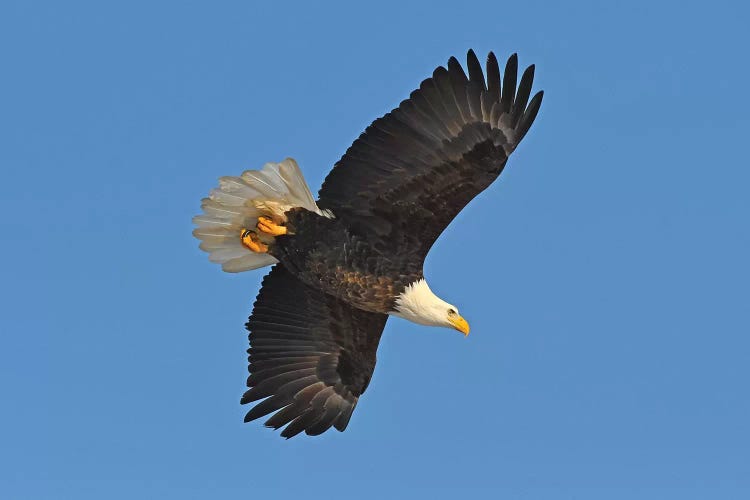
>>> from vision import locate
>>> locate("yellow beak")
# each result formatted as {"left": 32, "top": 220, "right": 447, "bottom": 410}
{"left": 449, "top": 315, "right": 470, "bottom": 336}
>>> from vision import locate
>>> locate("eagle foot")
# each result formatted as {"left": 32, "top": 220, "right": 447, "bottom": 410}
{"left": 256, "top": 216, "right": 287, "bottom": 236}
{"left": 240, "top": 229, "right": 268, "bottom": 253}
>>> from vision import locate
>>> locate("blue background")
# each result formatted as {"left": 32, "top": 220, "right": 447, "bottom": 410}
{"left": 2, "top": 1, "right": 748, "bottom": 498}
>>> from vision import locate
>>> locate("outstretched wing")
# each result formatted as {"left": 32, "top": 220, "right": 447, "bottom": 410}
{"left": 317, "top": 50, "right": 543, "bottom": 264}
{"left": 241, "top": 265, "right": 387, "bottom": 438}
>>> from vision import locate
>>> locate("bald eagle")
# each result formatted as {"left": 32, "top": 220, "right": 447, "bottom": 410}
{"left": 193, "top": 50, "right": 543, "bottom": 438}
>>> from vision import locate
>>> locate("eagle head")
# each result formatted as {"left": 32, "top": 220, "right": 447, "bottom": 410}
{"left": 391, "top": 279, "right": 470, "bottom": 335}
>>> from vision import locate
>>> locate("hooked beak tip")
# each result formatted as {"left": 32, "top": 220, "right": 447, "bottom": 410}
{"left": 450, "top": 316, "right": 470, "bottom": 336}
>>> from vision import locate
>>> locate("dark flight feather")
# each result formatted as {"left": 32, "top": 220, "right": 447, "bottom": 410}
{"left": 242, "top": 265, "right": 387, "bottom": 437}
{"left": 317, "top": 51, "right": 544, "bottom": 263}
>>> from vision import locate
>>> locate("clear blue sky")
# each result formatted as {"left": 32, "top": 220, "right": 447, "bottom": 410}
{"left": 2, "top": 1, "right": 748, "bottom": 498}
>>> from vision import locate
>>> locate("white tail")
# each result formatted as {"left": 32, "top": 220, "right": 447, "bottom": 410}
{"left": 192, "top": 158, "right": 326, "bottom": 273}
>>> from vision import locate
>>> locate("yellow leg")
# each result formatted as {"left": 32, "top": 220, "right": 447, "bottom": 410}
{"left": 240, "top": 229, "right": 268, "bottom": 253}
{"left": 256, "top": 216, "right": 287, "bottom": 236}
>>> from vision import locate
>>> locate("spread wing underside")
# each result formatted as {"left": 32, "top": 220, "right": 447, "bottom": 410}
{"left": 242, "top": 265, "right": 388, "bottom": 438}
{"left": 318, "top": 51, "right": 543, "bottom": 264}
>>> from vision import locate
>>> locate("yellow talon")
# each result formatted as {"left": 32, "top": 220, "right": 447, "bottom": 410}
{"left": 256, "top": 216, "right": 287, "bottom": 236}
{"left": 240, "top": 229, "right": 268, "bottom": 253}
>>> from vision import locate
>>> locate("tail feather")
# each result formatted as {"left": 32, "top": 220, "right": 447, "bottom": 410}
{"left": 268, "top": 160, "right": 319, "bottom": 210}
{"left": 192, "top": 158, "right": 322, "bottom": 273}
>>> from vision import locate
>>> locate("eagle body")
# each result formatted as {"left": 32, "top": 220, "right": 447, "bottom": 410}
{"left": 269, "top": 208, "right": 423, "bottom": 314}
{"left": 193, "top": 50, "right": 544, "bottom": 438}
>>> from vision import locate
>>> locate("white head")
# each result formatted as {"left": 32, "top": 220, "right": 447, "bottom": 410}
{"left": 391, "top": 279, "right": 470, "bottom": 335}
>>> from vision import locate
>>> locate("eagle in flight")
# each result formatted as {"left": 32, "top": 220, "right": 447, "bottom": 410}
{"left": 193, "top": 50, "right": 543, "bottom": 438}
